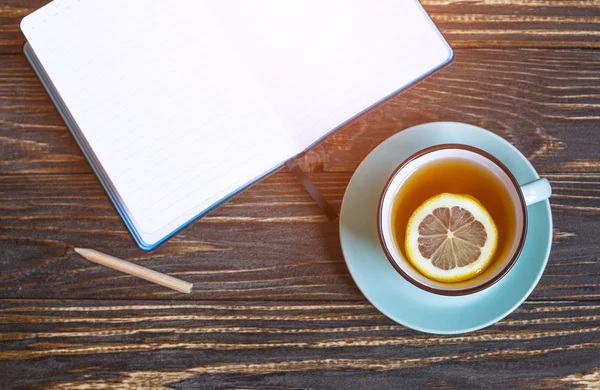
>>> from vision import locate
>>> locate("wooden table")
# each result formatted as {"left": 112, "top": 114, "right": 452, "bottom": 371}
{"left": 2, "top": 1, "right": 600, "bottom": 388}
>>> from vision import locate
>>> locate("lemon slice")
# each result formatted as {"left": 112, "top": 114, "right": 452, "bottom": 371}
{"left": 405, "top": 193, "right": 498, "bottom": 283}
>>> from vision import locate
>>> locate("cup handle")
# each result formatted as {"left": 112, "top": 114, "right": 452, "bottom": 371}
{"left": 520, "top": 178, "right": 552, "bottom": 206}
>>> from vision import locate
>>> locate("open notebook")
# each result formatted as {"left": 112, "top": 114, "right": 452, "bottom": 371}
{"left": 22, "top": 0, "right": 452, "bottom": 250}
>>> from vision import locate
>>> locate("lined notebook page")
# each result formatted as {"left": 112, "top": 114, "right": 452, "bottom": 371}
{"left": 213, "top": 0, "right": 452, "bottom": 151}
{"left": 21, "top": 1, "right": 297, "bottom": 245}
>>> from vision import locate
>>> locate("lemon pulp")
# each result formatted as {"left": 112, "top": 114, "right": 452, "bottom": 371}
{"left": 405, "top": 193, "right": 498, "bottom": 283}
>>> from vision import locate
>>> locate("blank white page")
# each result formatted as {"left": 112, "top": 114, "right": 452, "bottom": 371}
{"left": 213, "top": 0, "right": 453, "bottom": 151}
{"left": 21, "top": 1, "right": 297, "bottom": 247}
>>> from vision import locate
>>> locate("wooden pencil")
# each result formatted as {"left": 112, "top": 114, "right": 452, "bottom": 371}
{"left": 74, "top": 248, "right": 193, "bottom": 294}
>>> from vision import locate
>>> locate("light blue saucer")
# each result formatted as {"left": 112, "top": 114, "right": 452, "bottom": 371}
{"left": 339, "top": 122, "right": 552, "bottom": 334}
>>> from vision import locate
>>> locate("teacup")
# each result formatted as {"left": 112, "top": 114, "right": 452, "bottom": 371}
{"left": 377, "top": 144, "right": 551, "bottom": 295}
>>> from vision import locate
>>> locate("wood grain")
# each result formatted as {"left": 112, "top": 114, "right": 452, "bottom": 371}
{"left": 2, "top": 1, "right": 600, "bottom": 53}
{"left": 424, "top": 0, "right": 600, "bottom": 49}
{"left": 0, "top": 48, "right": 598, "bottom": 302}
{"left": 1, "top": 299, "right": 600, "bottom": 388}
{"left": 0, "top": 0, "right": 48, "bottom": 54}
{"left": 0, "top": 54, "right": 87, "bottom": 174}
{"left": 2, "top": 49, "right": 600, "bottom": 175}
{"left": 2, "top": 2, "right": 600, "bottom": 388}
{"left": 0, "top": 170, "right": 598, "bottom": 301}
{"left": 295, "top": 48, "right": 600, "bottom": 174}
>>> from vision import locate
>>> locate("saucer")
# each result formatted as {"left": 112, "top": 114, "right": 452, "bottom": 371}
{"left": 339, "top": 122, "right": 552, "bottom": 334}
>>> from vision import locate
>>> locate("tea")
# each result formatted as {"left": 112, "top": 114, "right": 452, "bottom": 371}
{"left": 391, "top": 158, "right": 517, "bottom": 275}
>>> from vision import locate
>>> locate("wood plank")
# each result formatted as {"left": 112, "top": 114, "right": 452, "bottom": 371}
{"left": 296, "top": 48, "right": 600, "bottom": 174}
{"left": 0, "top": 171, "right": 597, "bottom": 301}
{"left": 3, "top": 3, "right": 600, "bottom": 385}
{"left": 424, "top": 0, "right": 600, "bottom": 49}
{"left": 1, "top": 49, "right": 599, "bottom": 174}
{"left": 0, "top": 48, "right": 598, "bottom": 301}
{"left": 0, "top": 0, "right": 48, "bottom": 54}
{"left": 0, "top": 54, "right": 89, "bottom": 174}
{"left": 0, "top": 171, "right": 353, "bottom": 301}
{"left": 1, "top": 299, "right": 600, "bottom": 388}
{"left": 2, "top": 1, "right": 600, "bottom": 53}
